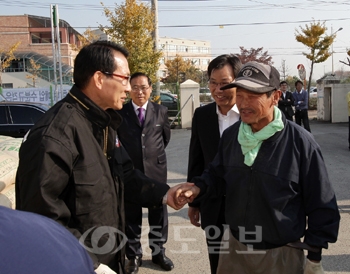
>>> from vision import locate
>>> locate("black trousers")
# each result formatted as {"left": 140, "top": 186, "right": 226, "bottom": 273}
{"left": 204, "top": 200, "right": 226, "bottom": 274}
{"left": 125, "top": 202, "right": 168, "bottom": 259}
{"left": 295, "top": 109, "right": 311, "bottom": 132}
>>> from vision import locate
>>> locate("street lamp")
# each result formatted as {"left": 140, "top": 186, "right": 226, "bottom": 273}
{"left": 331, "top": 27, "right": 343, "bottom": 75}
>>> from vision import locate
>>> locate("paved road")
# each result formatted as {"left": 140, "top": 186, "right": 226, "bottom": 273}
{"left": 138, "top": 119, "right": 350, "bottom": 274}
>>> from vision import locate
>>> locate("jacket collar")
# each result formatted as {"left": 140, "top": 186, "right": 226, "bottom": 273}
{"left": 66, "top": 85, "right": 122, "bottom": 130}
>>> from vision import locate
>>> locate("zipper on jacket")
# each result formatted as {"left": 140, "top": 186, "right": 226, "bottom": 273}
{"left": 103, "top": 127, "right": 108, "bottom": 157}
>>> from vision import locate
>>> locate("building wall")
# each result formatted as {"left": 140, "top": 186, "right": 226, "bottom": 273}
{"left": 158, "top": 37, "right": 211, "bottom": 76}
{"left": 317, "top": 83, "right": 350, "bottom": 123}
{"left": 0, "top": 15, "right": 79, "bottom": 67}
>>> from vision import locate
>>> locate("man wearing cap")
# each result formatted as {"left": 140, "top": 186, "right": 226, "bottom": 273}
{"left": 177, "top": 61, "right": 340, "bottom": 273}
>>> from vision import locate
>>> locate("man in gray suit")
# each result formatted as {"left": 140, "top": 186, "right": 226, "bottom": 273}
{"left": 117, "top": 72, "right": 172, "bottom": 274}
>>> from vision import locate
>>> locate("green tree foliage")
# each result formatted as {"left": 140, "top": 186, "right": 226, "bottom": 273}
{"left": 295, "top": 21, "right": 334, "bottom": 96}
{"left": 101, "top": 0, "right": 162, "bottom": 83}
{"left": 237, "top": 47, "right": 273, "bottom": 65}
{"left": 0, "top": 41, "right": 21, "bottom": 87}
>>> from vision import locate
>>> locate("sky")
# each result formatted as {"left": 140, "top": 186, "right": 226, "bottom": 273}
{"left": 1, "top": 0, "right": 350, "bottom": 81}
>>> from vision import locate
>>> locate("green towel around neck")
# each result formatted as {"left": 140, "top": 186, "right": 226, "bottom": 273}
{"left": 238, "top": 106, "right": 284, "bottom": 166}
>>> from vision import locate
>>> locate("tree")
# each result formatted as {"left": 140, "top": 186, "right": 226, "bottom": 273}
{"left": 285, "top": 75, "right": 303, "bottom": 92}
{"left": 279, "top": 59, "right": 289, "bottom": 80}
{"left": 340, "top": 48, "right": 350, "bottom": 67}
{"left": 162, "top": 55, "right": 199, "bottom": 83}
{"left": 26, "top": 58, "right": 41, "bottom": 87}
{"left": 295, "top": 21, "right": 334, "bottom": 97}
{"left": 70, "top": 28, "right": 99, "bottom": 51}
{"left": 0, "top": 41, "right": 21, "bottom": 88}
{"left": 101, "top": 0, "right": 162, "bottom": 84}
{"left": 237, "top": 47, "right": 273, "bottom": 65}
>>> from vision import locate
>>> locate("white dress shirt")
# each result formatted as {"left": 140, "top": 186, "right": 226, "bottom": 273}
{"left": 132, "top": 100, "right": 149, "bottom": 116}
{"left": 216, "top": 104, "right": 240, "bottom": 137}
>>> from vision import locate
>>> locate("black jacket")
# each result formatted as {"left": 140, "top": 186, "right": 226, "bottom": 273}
{"left": 278, "top": 91, "right": 295, "bottom": 118}
{"left": 187, "top": 102, "right": 223, "bottom": 229}
{"left": 192, "top": 115, "right": 340, "bottom": 260}
{"left": 15, "top": 86, "right": 169, "bottom": 272}
{"left": 116, "top": 101, "right": 170, "bottom": 183}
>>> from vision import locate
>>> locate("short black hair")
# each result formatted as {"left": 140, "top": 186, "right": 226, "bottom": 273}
{"left": 207, "top": 54, "right": 242, "bottom": 78}
{"left": 73, "top": 40, "right": 129, "bottom": 89}
{"left": 295, "top": 80, "right": 303, "bottom": 87}
{"left": 130, "top": 72, "right": 152, "bottom": 86}
{"left": 280, "top": 81, "right": 287, "bottom": 86}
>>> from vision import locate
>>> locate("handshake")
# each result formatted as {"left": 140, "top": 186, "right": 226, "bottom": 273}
{"left": 166, "top": 182, "right": 200, "bottom": 210}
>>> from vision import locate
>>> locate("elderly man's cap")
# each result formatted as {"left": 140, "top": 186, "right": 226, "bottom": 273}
{"left": 220, "top": 61, "right": 280, "bottom": 93}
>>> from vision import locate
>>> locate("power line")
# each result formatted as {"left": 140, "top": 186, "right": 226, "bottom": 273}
{"left": 1, "top": 17, "right": 350, "bottom": 29}
{"left": 159, "top": 17, "right": 350, "bottom": 28}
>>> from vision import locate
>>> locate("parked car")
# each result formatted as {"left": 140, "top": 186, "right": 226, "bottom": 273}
{"left": 0, "top": 101, "right": 49, "bottom": 137}
{"left": 160, "top": 90, "right": 178, "bottom": 99}
{"left": 309, "top": 88, "right": 317, "bottom": 98}
{"left": 160, "top": 92, "right": 178, "bottom": 117}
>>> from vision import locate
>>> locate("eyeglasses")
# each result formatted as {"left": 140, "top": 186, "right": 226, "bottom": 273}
{"left": 208, "top": 80, "right": 232, "bottom": 89}
{"left": 131, "top": 86, "right": 150, "bottom": 93}
{"left": 102, "top": 72, "right": 130, "bottom": 86}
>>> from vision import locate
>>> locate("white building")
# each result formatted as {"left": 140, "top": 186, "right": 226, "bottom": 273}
{"left": 158, "top": 37, "right": 211, "bottom": 78}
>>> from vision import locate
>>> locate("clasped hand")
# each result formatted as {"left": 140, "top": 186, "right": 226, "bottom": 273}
{"left": 166, "top": 182, "right": 200, "bottom": 210}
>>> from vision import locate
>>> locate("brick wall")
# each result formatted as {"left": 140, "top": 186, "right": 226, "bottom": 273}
{"left": 0, "top": 15, "right": 78, "bottom": 66}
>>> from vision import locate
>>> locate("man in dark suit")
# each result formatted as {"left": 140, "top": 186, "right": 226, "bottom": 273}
{"left": 187, "top": 54, "right": 242, "bottom": 274}
{"left": 278, "top": 81, "right": 295, "bottom": 121}
{"left": 117, "top": 72, "right": 172, "bottom": 274}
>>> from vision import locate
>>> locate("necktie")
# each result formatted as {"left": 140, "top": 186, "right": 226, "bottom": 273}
{"left": 138, "top": 108, "right": 145, "bottom": 126}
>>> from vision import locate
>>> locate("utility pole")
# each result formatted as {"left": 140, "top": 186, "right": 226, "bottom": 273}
{"left": 331, "top": 26, "right": 343, "bottom": 75}
{"left": 151, "top": 0, "right": 161, "bottom": 103}
{"left": 50, "top": 5, "right": 58, "bottom": 103}
{"left": 50, "top": 4, "right": 63, "bottom": 103}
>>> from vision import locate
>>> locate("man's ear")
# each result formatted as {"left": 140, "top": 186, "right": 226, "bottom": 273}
{"left": 272, "top": 90, "right": 281, "bottom": 105}
{"left": 93, "top": 71, "right": 104, "bottom": 90}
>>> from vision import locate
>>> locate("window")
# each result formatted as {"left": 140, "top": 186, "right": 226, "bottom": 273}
{"left": 1, "top": 83, "right": 13, "bottom": 88}
{"left": 202, "top": 59, "right": 209, "bottom": 66}
{"left": 178, "top": 45, "right": 186, "bottom": 52}
{"left": 30, "top": 32, "right": 54, "bottom": 43}
{"left": 9, "top": 106, "right": 45, "bottom": 124}
{"left": 192, "top": 58, "right": 200, "bottom": 65}
{"left": 0, "top": 106, "right": 8, "bottom": 124}
{"left": 201, "top": 47, "right": 209, "bottom": 53}
{"left": 168, "top": 44, "right": 177, "bottom": 52}
{"left": 160, "top": 94, "right": 173, "bottom": 102}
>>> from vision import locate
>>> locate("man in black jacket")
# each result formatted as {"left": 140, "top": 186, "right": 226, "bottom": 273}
{"left": 187, "top": 54, "right": 242, "bottom": 274}
{"left": 117, "top": 72, "right": 173, "bottom": 273}
{"left": 15, "top": 41, "right": 186, "bottom": 274}
{"left": 178, "top": 61, "right": 340, "bottom": 273}
{"left": 278, "top": 81, "right": 294, "bottom": 121}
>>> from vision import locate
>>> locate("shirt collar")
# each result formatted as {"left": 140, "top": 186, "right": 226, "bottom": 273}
{"left": 132, "top": 100, "right": 149, "bottom": 112}
{"left": 216, "top": 104, "right": 239, "bottom": 117}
